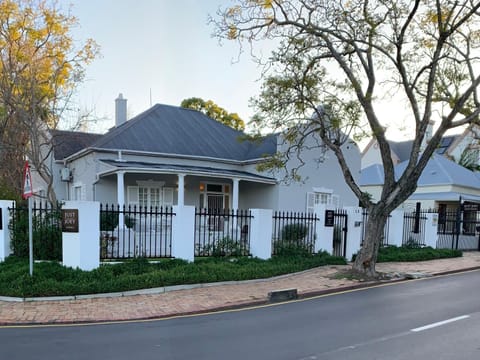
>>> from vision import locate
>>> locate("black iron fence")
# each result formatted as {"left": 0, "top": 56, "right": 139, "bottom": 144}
{"left": 100, "top": 204, "right": 175, "bottom": 259}
{"left": 361, "top": 210, "right": 391, "bottom": 247}
{"left": 194, "top": 208, "right": 252, "bottom": 256}
{"left": 8, "top": 201, "right": 62, "bottom": 261}
{"left": 437, "top": 207, "right": 480, "bottom": 250}
{"left": 272, "top": 211, "right": 318, "bottom": 255}
{"left": 402, "top": 210, "right": 428, "bottom": 246}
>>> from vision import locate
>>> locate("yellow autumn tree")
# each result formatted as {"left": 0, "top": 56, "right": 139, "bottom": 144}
{"left": 0, "top": 0, "right": 99, "bottom": 202}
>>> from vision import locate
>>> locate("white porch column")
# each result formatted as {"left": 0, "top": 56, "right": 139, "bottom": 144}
{"left": 117, "top": 171, "right": 125, "bottom": 228}
{"left": 232, "top": 178, "right": 240, "bottom": 211}
{"left": 177, "top": 174, "right": 185, "bottom": 206}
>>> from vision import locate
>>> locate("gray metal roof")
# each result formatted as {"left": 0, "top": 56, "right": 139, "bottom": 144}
{"left": 99, "top": 159, "right": 276, "bottom": 183}
{"left": 360, "top": 154, "right": 480, "bottom": 189}
{"left": 388, "top": 135, "right": 458, "bottom": 162}
{"left": 91, "top": 104, "right": 277, "bottom": 161}
{"left": 51, "top": 130, "right": 103, "bottom": 160}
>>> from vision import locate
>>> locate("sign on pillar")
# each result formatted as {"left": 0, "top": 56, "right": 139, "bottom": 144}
{"left": 62, "top": 201, "right": 100, "bottom": 271}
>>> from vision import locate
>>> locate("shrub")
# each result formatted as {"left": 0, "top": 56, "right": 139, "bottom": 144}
{"left": 9, "top": 203, "right": 62, "bottom": 261}
{"left": 281, "top": 223, "right": 308, "bottom": 241}
{"left": 351, "top": 245, "right": 463, "bottom": 262}
{"left": 202, "top": 236, "right": 248, "bottom": 257}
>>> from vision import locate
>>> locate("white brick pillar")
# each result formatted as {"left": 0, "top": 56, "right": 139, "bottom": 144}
{"left": 314, "top": 204, "right": 335, "bottom": 254}
{"left": 62, "top": 201, "right": 100, "bottom": 271}
{"left": 424, "top": 212, "right": 439, "bottom": 248}
{"left": 249, "top": 209, "right": 272, "bottom": 259}
{"left": 172, "top": 205, "right": 195, "bottom": 262}
{"left": 0, "top": 200, "right": 13, "bottom": 262}
{"left": 344, "top": 207, "right": 363, "bottom": 261}
{"left": 387, "top": 209, "right": 404, "bottom": 247}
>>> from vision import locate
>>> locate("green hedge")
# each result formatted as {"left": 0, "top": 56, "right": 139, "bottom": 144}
{"left": 0, "top": 251, "right": 347, "bottom": 298}
{"left": 351, "top": 246, "right": 463, "bottom": 263}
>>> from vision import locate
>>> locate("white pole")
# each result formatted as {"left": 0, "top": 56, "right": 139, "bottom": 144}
{"left": 28, "top": 197, "right": 33, "bottom": 276}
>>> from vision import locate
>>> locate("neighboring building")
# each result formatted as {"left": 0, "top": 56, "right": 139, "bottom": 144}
{"left": 361, "top": 124, "right": 480, "bottom": 170}
{"left": 360, "top": 154, "right": 480, "bottom": 211}
{"left": 36, "top": 95, "right": 361, "bottom": 212}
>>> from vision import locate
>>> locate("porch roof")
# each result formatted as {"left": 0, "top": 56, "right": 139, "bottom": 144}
{"left": 98, "top": 159, "right": 277, "bottom": 184}
{"left": 408, "top": 191, "right": 480, "bottom": 203}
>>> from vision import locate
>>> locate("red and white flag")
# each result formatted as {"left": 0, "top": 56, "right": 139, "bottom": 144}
{"left": 22, "top": 161, "right": 33, "bottom": 199}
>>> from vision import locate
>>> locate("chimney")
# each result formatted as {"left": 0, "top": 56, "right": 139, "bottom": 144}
{"left": 115, "top": 93, "right": 127, "bottom": 126}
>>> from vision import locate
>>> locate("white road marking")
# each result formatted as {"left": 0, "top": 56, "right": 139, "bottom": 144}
{"left": 411, "top": 315, "right": 470, "bottom": 332}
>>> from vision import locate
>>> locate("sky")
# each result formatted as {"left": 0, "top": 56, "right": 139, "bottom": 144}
{"left": 59, "top": 0, "right": 267, "bottom": 133}
{"left": 58, "top": 0, "right": 449, "bottom": 144}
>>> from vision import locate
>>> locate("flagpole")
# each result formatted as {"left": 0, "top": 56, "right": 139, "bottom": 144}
{"left": 28, "top": 196, "right": 33, "bottom": 276}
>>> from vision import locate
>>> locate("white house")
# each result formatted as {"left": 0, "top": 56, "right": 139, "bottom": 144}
{"left": 361, "top": 124, "right": 480, "bottom": 170}
{"left": 35, "top": 95, "right": 361, "bottom": 212}
{"left": 360, "top": 154, "right": 480, "bottom": 211}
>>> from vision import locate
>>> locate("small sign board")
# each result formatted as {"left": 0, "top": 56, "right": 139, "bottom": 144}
{"left": 324, "top": 210, "right": 334, "bottom": 227}
{"left": 22, "top": 161, "right": 33, "bottom": 199}
{"left": 62, "top": 209, "right": 79, "bottom": 233}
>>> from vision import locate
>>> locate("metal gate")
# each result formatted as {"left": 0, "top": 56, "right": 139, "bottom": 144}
{"left": 437, "top": 204, "right": 480, "bottom": 250}
{"left": 332, "top": 209, "right": 348, "bottom": 257}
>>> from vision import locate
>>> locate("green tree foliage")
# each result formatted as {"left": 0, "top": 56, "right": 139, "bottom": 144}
{"left": 213, "top": 1, "right": 480, "bottom": 275}
{"left": 181, "top": 97, "right": 245, "bottom": 131}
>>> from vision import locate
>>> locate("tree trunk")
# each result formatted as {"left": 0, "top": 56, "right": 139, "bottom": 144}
{"left": 352, "top": 209, "right": 389, "bottom": 277}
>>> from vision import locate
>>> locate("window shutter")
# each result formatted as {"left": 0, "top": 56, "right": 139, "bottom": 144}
{"left": 163, "top": 187, "right": 174, "bottom": 207}
{"left": 306, "top": 192, "right": 315, "bottom": 213}
{"left": 127, "top": 186, "right": 139, "bottom": 206}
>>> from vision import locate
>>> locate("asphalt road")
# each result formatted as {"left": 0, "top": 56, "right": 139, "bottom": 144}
{"left": 2, "top": 270, "right": 480, "bottom": 360}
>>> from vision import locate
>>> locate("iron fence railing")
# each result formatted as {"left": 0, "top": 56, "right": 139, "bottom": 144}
{"left": 100, "top": 204, "right": 175, "bottom": 259}
{"left": 272, "top": 211, "right": 318, "bottom": 255}
{"left": 8, "top": 201, "right": 62, "bottom": 261}
{"left": 194, "top": 208, "right": 252, "bottom": 257}
{"left": 402, "top": 210, "right": 428, "bottom": 246}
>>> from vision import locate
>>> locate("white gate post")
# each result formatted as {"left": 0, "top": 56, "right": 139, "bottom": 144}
{"left": 424, "top": 212, "right": 439, "bottom": 248}
{"left": 172, "top": 205, "right": 195, "bottom": 262}
{"left": 314, "top": 204, "right": 334, "bottom": 254}
{"left": 249, "top": 209, "right": 272, "bottom": 259}
{"left": 0, "top": 200, "right": 13, "bottom": 262}
{"left": 344, "top": 207, "right": 363, "bottom": 261}
{"left": 387, "top": 210, "right": 404, "bottom": 247}
{"left": 62, "top": 201, "right": 100, "bottom": 271}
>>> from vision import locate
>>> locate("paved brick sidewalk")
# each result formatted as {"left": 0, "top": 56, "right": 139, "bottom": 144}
{"left": 1, "top": 252, "right": 479, "bottom": 325}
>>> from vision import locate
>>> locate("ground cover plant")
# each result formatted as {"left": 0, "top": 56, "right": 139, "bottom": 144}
{"left": 0, "top": 251, "right": 346, "bottom": 298}
{"left": 352, "top": 246, "right": 462, "bottom": 263}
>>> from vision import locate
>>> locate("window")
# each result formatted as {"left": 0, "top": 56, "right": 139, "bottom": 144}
{"left": 306, "top": 188, "right": 339, "bottom": 213}
{"left": 128, "top": 181, "right": 173, "bottom": 208}
{"left": 199, "top": 182, "right": 230, "bottom": 210}
{"left": 72, "top": 183, "right": 85, "bottom": 200}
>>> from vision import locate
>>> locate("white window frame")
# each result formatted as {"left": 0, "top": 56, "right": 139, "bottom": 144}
{"left": 72, "top": 183, "right": 85, "bottom": 201}
{"left": 306, "top": 187, "right": 339, "bottom": 213}
{"left": 127, "top": 180, "right": 173, "bottom": 208}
